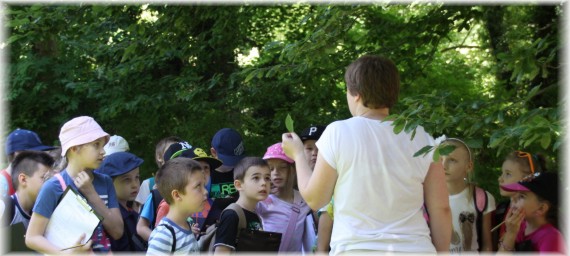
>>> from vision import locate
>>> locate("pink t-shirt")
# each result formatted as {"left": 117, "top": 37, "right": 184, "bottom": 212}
{"left": 516, "top": 221, "right": 566, "bottom": 253}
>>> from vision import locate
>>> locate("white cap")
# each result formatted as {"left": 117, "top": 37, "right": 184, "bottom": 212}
{"left": 104, "top": 135, "right": 129, "bottom": 156}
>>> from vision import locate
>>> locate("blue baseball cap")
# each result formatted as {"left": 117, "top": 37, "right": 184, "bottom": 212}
{"left": 6, "top": 129, "right": 56, "bottom": 155}
{"left": 96, "top": 151, "right": 144, "bottom": 178}
{"left": 211, "top": 128, "right": 245, "bottom": 167}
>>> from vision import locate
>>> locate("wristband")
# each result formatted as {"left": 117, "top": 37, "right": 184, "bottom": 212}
{"left": 499, "top": 240, "right": 514, "bottom": 251}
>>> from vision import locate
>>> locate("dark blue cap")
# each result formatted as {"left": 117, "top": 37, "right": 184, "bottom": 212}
{"left": 6, "top": 129, "right": 56, "bottom": 155}
{"left": 211, "top": 128, "right": 245, "bottom": 167}
{"left": 96, "top": 151, "right": 144, "bottom": 177}
{"left": 300, "top": 125, "right": 327, "bottom": 142}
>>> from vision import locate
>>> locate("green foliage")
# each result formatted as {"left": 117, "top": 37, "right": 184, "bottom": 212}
{"left": 5, "top": 4, "right": 561, "bottom": 202}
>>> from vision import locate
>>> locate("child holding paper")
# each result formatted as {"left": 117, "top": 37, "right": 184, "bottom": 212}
{"left": 25, "top": 116, "right": 124, "bottom": 253}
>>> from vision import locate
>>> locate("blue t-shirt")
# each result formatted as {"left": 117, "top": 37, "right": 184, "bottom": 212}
{"left": 140, "top": 193, "right": 156, "bottom": 225}
{"left": 33, "top": 170, "right": 119, "bottom": 252}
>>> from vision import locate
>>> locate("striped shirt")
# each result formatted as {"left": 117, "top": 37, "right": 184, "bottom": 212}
{"left": 147, "top": 217, "right": 199, "bottom": 255}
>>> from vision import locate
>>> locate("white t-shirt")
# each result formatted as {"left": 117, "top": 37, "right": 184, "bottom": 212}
{"left": 449, "top": 187, "right": 496, "bottom": 253}
{"left": 316, "top": 116, "right": 436, "bottom": 254}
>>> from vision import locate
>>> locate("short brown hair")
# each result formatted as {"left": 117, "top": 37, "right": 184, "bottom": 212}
{"left": 344, "top": 55, "right": 400, "bottom": 109}
{"left": 12, "top": 151, "right": 54, "bottom": 190}
{"left": 155, "top": 136, "right": 183, "bottom": 167}
{"left": 156, "top": 157, "right": 203, "bottom": 204}
{"left": 233, "top": 157, "right": 268, "bottom": 181}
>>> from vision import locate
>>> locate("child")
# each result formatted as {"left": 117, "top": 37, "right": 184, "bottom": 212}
{"left": 441, "top": 138, "right": 496, "bottom": 252}
{"left": 25, "top": 116, "right": 124, "bottom": 253}
{"left": 154, "top": 142, "right": 222, "bottom": 232}
{"left": 136, "top": 136, "right": 183, "bottom": 241}
{"left": 103, "top": 135, "right": 130, "bottom": 156}
{"left": 299, "top": 125, "right": 334, "bottom": 253}
{"left": 495, "top": 151, "right": 547, "bottom": 242}
{"left": 213, "top": 157, "right": 271, "bottom": 253}
{"left": 146, "top": 157, "right": 207, "bottom": 255}
{"left": 499, "top": 172, "right": 565, "bottom": 253}
{"left": 95, "top": 151, "right": 145, "bottom": 252}
{"left": 281, "top": 55, "right": 451, "bottom": 253}
{"left": 257, "top": 142, "right": 312, "bottom": 252}
{"left": 4, "top": 151, "right": 54, "bottom": 229}
{"left": 1, "top": 129, "right": 55, "bottom": 198}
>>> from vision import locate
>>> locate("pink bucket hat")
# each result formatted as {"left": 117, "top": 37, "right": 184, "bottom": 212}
{"left": 59, "top": 116, "right": 109, "bottom": 157}
{"left": 262, "top": 142, "right": 294, "bottom": 163}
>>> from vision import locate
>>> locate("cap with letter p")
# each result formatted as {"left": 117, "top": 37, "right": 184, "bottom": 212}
{"left": 300, "top": 125, "right": 327, "bottom": 142}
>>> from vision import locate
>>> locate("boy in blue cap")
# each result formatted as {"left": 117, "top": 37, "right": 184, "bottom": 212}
{"left": 96, "top": 151, "right": 145, "bottom": 252}
{"left": 1, "top": 129, "right": 55, "bottom": 198}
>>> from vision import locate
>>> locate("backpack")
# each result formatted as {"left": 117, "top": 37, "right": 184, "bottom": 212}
{"left": 423, "top": 186, "right": 488, "bottom": 251}
{"left": 198, "top": 203, "right": 243, "bottom": 252}
{"left": 2, "top": 195, "right": 15, "bottom": 226}
{"left": 139, "top": 189, "right": 163, "bottom": 230}
{"left": 198, "top": 203, "right": 282, "bottom": 252}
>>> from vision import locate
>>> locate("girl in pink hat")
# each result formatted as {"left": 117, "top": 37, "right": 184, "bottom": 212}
{"left": 256, "top": 142, "right": 314, "bottom": 253}
{"left": 26, "top": 116, "right": 124, "bottom": 254}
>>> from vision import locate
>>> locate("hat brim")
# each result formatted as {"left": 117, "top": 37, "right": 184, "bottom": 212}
{"left": 27, "top": 145, "right": 57, "bottom": 152}
{"left": 217, "top": 153, "right": 244, "bottom": 167}
{"left": 62, "top": 132, "right": 110, "bottom": 157}
{"left": 500, "top": 182, "right": 530, "bottom": 192}
{"left": 262, "top": 154, "right": 294, "bottom": 164}
{"left": 194, "top": 157, "right": 223, "bottom": 170}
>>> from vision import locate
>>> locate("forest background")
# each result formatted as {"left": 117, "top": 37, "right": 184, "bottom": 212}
{"left": 3, "top": 3, "right": 563, "bottom": 201}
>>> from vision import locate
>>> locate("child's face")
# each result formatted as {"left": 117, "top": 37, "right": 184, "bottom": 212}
{"left": 77, "top": 137, "right": 107, "bottom": 170}
{"left": 179, "top": 171, "right": 208, "bottom": 214}
{"left": 498, "top": 160, "right": 530, "bottom": 197}
{"left": 27, "top": 164, "right": 51, "bottom": 200}
{"left": 267, "top": 159, "right": 294, "bottom": 192}
{"left": 303, "top": 140, "right": 318, "bottom": 171}
{"left": 240, "top": 165, "right": 271, "bottom": 202}
{"left": 113, "top": 168, "right": 141, "bottom": 204}
{"left": 441, "top": 146, "right": 471, "bottom": 183}
{"left": 197, "top": 160, "right": 211, "bottom": 185}
{"left": 510, "top": 191, "right": 544, "bottom": 220}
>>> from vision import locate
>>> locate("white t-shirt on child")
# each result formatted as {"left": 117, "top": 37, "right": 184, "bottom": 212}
{"left": 449, "top": 187, "right": 496, "bottom": 253}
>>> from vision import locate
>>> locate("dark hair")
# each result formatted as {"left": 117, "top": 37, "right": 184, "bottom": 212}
{"left": 156, "top": 157, "right": 203, "bottom": 204}
{"left": 155, "top": 136, "right": 183, "bottom": 167}
{"left": 344, "top": 55, "right": 400, "bottom": 109}
{"left": 505, "top": 151, "right": 547, "bottom": 175}
{"left": 11, "top": 151, "right": 54, "bottom": 190}
{"left": 233, "top": 157, "right": 268, "bottom": 181}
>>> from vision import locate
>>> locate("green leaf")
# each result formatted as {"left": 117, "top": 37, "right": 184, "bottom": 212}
{"left": 285, "top": 114, "right": 294, "bottom": 133}
{"left": 393, "top": 120, "right": 405, "bottom": 134}
{"left": 540, "top": 134, "right": 551, "bottom": 150}
{"left": 438, "top": 144, "right": 456, "bottom": 156}
{"left": 432, "top": 147, "right": 441, "bottom": 162}
{"left": 413, "top": 145, "right": 433, "bottom": 158}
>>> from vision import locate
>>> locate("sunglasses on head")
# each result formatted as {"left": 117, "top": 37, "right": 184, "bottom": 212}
{"left": 516, "top": 151, "right": 537, "bottom": 174}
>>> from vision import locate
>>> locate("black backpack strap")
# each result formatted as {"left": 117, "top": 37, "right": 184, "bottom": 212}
{"left": 159, "top": 223, "right": 176, "bottom": 253}
{"left": 150, "top": 189, "right": 163, "bottom": 229}
{"left": 473, "top": 186, "right": 488, "bottom": 252}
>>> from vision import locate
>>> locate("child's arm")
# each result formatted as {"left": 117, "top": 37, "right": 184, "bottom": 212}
{"left": 423, "top": 161, "right": 452, "bottom": 252}
{"left": 481, "top": 211, "right": 494, "bottom": 251}
{"left": 498, "top": 207, "right": 524, "bottom": 253}
{"left": 316, "top": 212, "right": 333, "bottom": 252}
{"left": 282, "top": 132, "right": 336, "bottom": 210}
{"left": 137, "top": 217, "right": 153, "bottom": 241}
{"left": 25, "top": 212, "right": 92, "bottom": 254}
{"left": 75, "top": 171, "right": 124, "bottom": 240}
{"left": 214, "top": 245, "right": 232, "bottom": 254}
